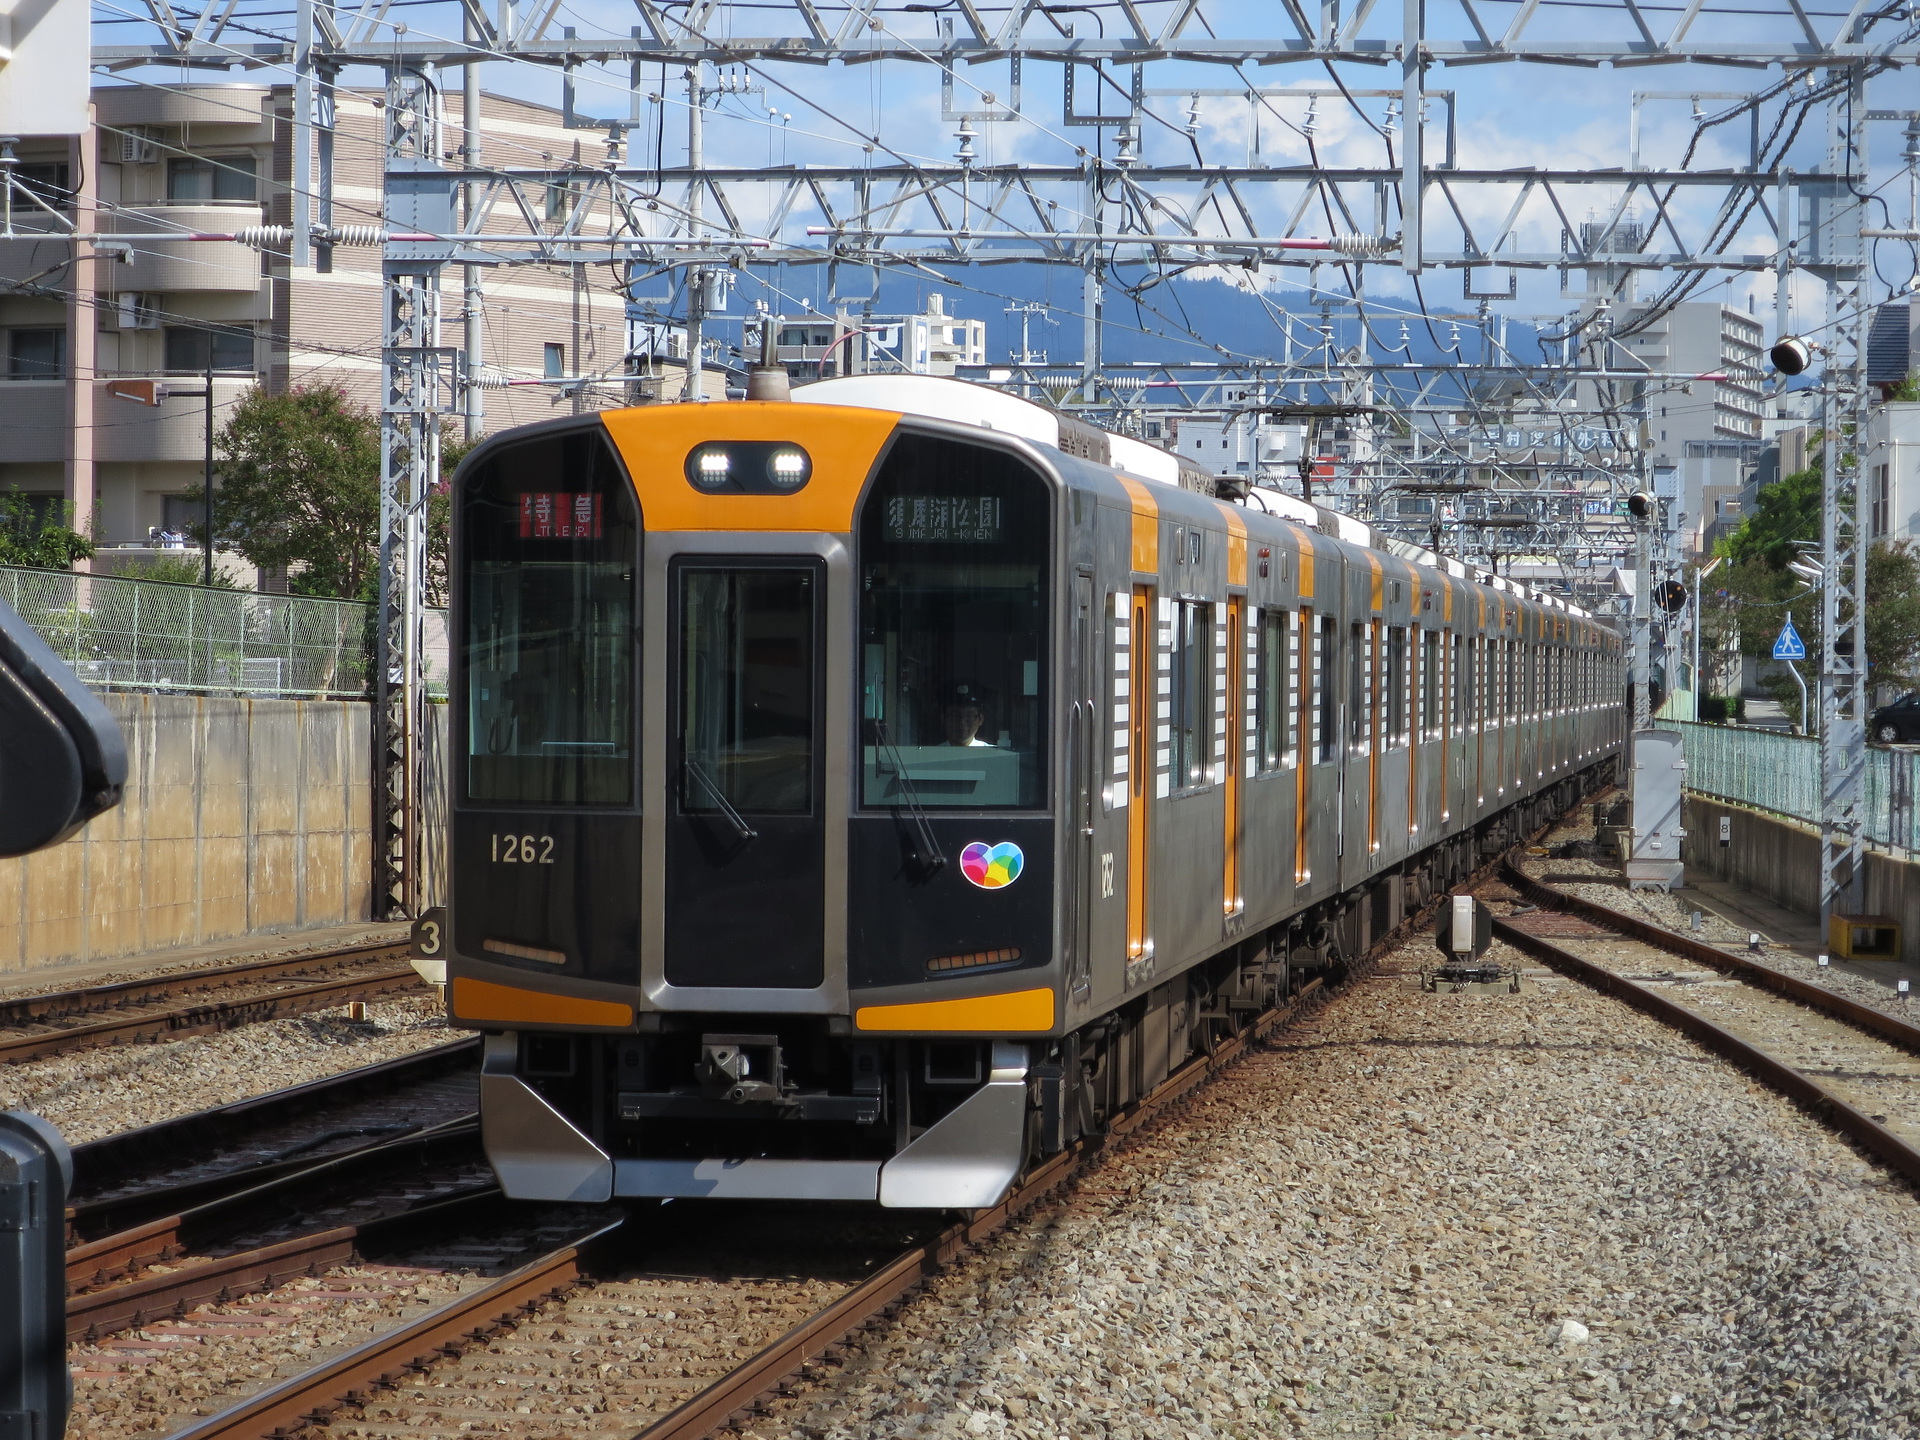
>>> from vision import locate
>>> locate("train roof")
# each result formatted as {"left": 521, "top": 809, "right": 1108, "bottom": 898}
{"left": 790, "top": 374, "right": 1596, "bottom": 623}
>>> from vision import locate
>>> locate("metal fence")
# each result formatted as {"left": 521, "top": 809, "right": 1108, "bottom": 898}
{"left": 1663, "top": 719, "right": 1920, "bottom": 859}
{"left": 0, "top": 566, "right": 449, "bottom": 700}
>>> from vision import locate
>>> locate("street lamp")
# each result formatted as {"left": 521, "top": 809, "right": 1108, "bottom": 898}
{"left": 108, "top": 356, "right": 216, "bottom": 586}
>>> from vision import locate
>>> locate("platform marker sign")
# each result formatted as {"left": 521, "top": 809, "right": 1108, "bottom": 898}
{"left": 1773, "top": 615, "right": 1807, "bottom": 661}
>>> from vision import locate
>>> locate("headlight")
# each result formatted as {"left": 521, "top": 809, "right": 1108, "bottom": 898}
{"left": 683, "top": 441, "right": 812, "bottom": 494}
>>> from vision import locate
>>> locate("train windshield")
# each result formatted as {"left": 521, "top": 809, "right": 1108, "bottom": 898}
{"left": 857, "top": 434, "right": 1050, "bottom": 809}
{"left": 459, "top": 428, "right": 638, "bottom": 806}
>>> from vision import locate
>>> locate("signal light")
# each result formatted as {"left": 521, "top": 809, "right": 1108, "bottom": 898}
{"left": 1769, "top": 336, "right": 1814, "bottom": 376}
{"left": 1627, "top": 492, "right": 1655, "bottom": 521}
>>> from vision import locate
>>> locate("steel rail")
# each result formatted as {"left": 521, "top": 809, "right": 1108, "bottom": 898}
{"left": 1492, "top": 916, "right": 1920, "bottom": 1192}
{"left": 68, "top": 1117, "right": 484, "bottom": 1295}
{"left": 1501, "top": 860, "right": 1920, "bottom": 1059}
{"left": 0, "top": 941, "right": 409, "bottom": 1029}
{"left": 156, "top": 1210, "right": 614, "bottom": 1440}
{"left": 0, "top": 961, "right": 424, "bottom": 1065}
{"left": 68, "top": 1036, "right": 480, "bottom": 1197}
{"left": 67, "top": 1187, "right": 506, "bottom": 1342}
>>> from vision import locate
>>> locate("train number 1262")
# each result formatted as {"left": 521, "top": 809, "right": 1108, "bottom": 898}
{"left": 491, "top": 833, "right": 556, "bottom": 864}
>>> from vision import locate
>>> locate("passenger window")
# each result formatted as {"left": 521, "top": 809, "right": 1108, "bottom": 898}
{"left": 1386, "top": 627, "right": 1407, "bottom": 749}
{"left": 1256, "top": 609, "right": 1291, "bottom": 773}
{"left": 1171, "top": 600, "right": 1213, "bottom": 789}
{"left": 1314, "top": 616, "right": 1335, "bottom": 763}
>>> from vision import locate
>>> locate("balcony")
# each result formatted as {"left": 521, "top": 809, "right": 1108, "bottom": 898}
{"left": 108, "top": 205, "right": 263, "bottom": 293}
{"left": 0, "top": 381, "right": 68, "bottom": 464}
{"left": 94, "top": 376, "right": 257, "bottom": 464}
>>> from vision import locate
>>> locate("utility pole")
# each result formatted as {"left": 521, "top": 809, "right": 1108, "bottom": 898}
{"left": 683, "top": 62, "right": 704, "bottom": 402}
{"left": 374, "top": 64, "right": 452, "bottom": 920}
{"left": 461, "top": 16, "right": 484, "bottom": 441}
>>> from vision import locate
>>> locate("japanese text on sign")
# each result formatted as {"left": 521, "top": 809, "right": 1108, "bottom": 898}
{"left": 883, "top": 495, "right": 1003, "bottom": 543}
{"left": 519, "top": 492, "right": 603, "bottom": 539}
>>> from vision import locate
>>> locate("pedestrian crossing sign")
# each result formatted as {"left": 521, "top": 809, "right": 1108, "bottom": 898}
{"left": 1773, "top": 616, "right": 1807, "bottom": 661}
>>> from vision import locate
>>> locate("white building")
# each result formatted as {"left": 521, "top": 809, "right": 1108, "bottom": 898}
{"left": 775, "top": 293, "right": 986, "bottom": 381}
{"left": 1867, "top": 402, "right": 1920, "bottom": 543}
{"left": 1171, "top": 414, "right": 1304, "bottom": 487}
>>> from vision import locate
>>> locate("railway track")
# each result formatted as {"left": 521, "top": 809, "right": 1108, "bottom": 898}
{"left": 62, "top": 1040, "right": 485, "bottom": 1340}
{"left": 0, "top": 942, "right": 424, "bottom": 1065}
{"left": 1494, "top": 853, "right": 1920, "bottom": 1192}
{"left": 141, "top": 805, "right": 1583, "bottom": 1440}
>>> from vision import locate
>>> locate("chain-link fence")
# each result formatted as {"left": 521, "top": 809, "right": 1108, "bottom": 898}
{"left": 0, "top": 566, "right": 449, "bottom": 700}
{"left": 1664, "top": 720, "right": 1920, "bottom": 861}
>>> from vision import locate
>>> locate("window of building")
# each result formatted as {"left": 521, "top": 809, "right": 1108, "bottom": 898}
{"left": 1171, "top": 601, "right": 1213, "bottom": 789}
{"left": 15, "top": 163, "right": 71, "bottom": 209}
{"left": 167, "top": 154, "right": 257, "bottom": 202}
{"left": 163, "top": 325, "right": 254, "bottom": 374}
{"left": 7, "top": 328, "right": 65, "bottom": 379}
{"left": 544, "top": 343, "right": 565, "bottom": 379}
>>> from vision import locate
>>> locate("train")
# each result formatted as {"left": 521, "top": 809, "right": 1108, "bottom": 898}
{"left": 442, "top": 373, "right": 1625, "bottom": 1209}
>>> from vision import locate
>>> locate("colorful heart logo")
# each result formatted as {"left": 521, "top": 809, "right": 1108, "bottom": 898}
{"left": 959, "top": 840, "right": 1024, "bottom": 890}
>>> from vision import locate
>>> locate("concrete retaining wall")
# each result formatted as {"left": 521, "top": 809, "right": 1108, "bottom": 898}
{"left": 1683, "top": 794, "right": 1920, "bottom": 962}
{"left": 0, "top": 694, "right": 374, "bottom": 975}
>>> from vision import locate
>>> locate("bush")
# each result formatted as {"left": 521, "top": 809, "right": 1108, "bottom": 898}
{"left": 1699, "top": 695, "right": 1733, "bottom": 724}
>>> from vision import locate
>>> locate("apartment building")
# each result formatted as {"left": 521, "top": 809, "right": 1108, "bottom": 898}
{"left": 773, "top": 292, "right": 987, "bottom": 380}
{"left": 1615, "top": 301, "right": 1768, "bottom": 555}
{"left": 0, "top": 83, "right": 631, "bottom": 576}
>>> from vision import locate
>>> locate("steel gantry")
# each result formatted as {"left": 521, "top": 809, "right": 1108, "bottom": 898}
{"left": 88, "top": 0, "right": 1917, "bottom": 915}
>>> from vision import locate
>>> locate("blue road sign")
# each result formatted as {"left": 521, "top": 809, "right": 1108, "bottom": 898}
{"left": 1773, "top": 616, "right": 1807, "bottom": 661}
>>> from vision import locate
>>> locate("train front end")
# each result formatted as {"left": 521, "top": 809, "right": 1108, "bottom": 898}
{"left": 448, "top": 402, "right": 1065, "bottom": 1208}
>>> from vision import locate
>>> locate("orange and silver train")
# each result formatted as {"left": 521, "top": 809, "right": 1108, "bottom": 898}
{"left": 445, "top": 374, "right": 1625, "bottom": 1208}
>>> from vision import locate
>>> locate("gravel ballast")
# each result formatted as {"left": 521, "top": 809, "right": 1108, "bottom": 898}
{"left": 0, "top": 996, "right": 451, "bottom": 1144}
{"left": 751, "top": 945, "right": 1920, "bottom": 1440}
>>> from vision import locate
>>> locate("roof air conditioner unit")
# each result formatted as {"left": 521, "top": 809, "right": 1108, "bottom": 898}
{"left": 114, "top": 293, "right": 161, "bottom": 330}
{"left": 119, "top": 128, "right": 160, "bottom": 165}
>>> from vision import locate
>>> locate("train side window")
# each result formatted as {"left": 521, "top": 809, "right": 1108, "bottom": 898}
{"left": 1287, "top": 610, "right": 1302, "bottom": 765}
{"left": 1314, "top": 616, "right": 1335, "bottom": 764}
{"left": 1171, "top": 600, "right": 1213, "bottom": 790}
{"left": 1386, "top": 627, "right": 1407, "bottom": 749}
{"left": 856, "top": 434, "right": 1051, "bottom": 809}
{"left": 1422, "top": 630, "right": 1440, "bottom": 740}
{"left": 1255, "top": 608, "right": 1290, "bottom": 774}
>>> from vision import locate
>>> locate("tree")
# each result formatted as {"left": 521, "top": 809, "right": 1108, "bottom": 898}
{"left": 1867, "top": 541, "right": 1920, "bottom": 693}
{"left": 207, "top": 385, "right": 381, "bottom": 599}
{"left": 1722, "top": 451, "right": 1822, "bottom": 569}
{"left": 205, "top": 385, "right": 470, "bottom": 603}
{"left": 0, "top": 494, "right": 93, "bottom": 569}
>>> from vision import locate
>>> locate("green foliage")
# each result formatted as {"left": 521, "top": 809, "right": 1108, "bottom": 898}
{"left": 1721, "top": 457, "right": 1821, "bottom": 569}
{"left": 0, "top": 493, "right": 93, "bottom": 570}
{"left": 1868, "top": 541, "right": 1920, "bottom": 691}
{"left": 113, "top": 553, "right": 240, "bottom": 589}
{"left": 1888, "top": 371, "right": 1920, "bottom": 404}
{"left": 207, "top": 385, "right": 381, "bottom": 600}
{"left": 206, "top": 386, "right": 467, "bottom": 603}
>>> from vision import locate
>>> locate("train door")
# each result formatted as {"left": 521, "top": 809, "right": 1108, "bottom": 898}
{"left": 1066, "top": 573, "right": 1096, "bottom": 1006}
{"left": 1126, "top": 584, "right": 1155, "bottom": 961}
{"left": 664, "top": 558, "right": 826, "bottom": 988}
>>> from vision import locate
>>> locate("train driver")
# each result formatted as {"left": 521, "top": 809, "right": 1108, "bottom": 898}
{"left": 939, "top": 681, "right": 999, "bottom": 747}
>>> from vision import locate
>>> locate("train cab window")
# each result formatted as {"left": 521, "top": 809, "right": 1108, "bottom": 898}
{"left": 459, "top": 428, "right": 638, "bottom": 806}
{"left": 1171, "top": 601, "right": 1213, "bottom": 789}
{"left": 857, "top": 434, "right": 1050, "bottom": 809}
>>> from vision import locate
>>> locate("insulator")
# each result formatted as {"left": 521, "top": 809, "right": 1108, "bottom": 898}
{"left": 229, "top": 226, "right": 293, "bottom": 248}
{"left": 1329, "top": 233, "right": 1396, "bottom": 258}
{"left": 323, "top": 225, "right": 388, "bottom": 247}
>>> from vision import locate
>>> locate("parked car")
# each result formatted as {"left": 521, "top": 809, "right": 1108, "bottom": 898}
{"left": 1870, "top": 693, "right": 1920, "bottom": 744}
